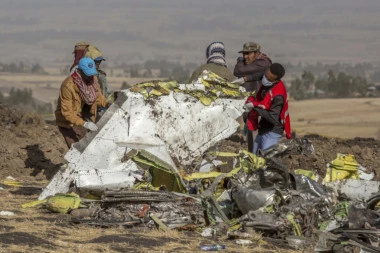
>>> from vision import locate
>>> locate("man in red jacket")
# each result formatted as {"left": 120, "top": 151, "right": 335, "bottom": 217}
{"left": 243, "top": 63, "right": 291, "bottom": 155}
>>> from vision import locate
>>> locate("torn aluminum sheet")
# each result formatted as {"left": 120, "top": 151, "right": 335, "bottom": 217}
{"left": 324, "top": 179, "right": 380, "bottom": 201}
{"left": 240, "top": 210, "right": 286, "bottom": 232}
{"left": 358, "top": 165, "right": 375, "bottom": 181}
{"left": 290, "top": 174, "right": 327, "bottom": 199}
{"left": 40, "top": 80, "right": 245, "bottom": 200}
{"left": 230, "top": 184, "right": 279, "bottom": 214}
{"left": 74, "top": 160, "right": 140, "bottom": 191}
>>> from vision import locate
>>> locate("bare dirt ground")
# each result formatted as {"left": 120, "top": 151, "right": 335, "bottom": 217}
{"left": 1, "top": 98, "right": 380, "bottom": 252}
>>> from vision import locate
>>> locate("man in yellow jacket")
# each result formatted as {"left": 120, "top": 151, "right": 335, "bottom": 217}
{"left": 55, "top": 57, "right": 108, "bottom": 148}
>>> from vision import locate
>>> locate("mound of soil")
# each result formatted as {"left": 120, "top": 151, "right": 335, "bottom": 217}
{"left": 221, "top": 132, "right": 380, "bottom": 180}
{"left": 0, "top": 103, "right": 67, "bottom": 181}
{"left": 280, "top": 134, "right": 380, "bottom": 180}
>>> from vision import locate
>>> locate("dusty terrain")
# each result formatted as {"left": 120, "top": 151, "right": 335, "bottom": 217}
{"left": 1, "top": 97, "right": 380, "bottom": 252}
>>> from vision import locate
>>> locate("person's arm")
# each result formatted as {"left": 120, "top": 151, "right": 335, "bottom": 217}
{"left": 246, "top": 95, "right": 256, "bottom": 104}
{"left": 245, "top": 59, "right": 270, "bottom": 81}
{"left": 245, "top": 68, "right": 266, "bottom": 82}
{"left": 233, "top": 60, "right": 248, "bottom": 77}
{"left": 233, "top": 59, "right": 267, "bottom": 78}
{"left": 188, "top": 66, "right": 202, "bottom": 83}
{"left": 97, "top": 94, "right": 108, "bottom": 108}
{"left": 253, "top": 96, "right": 284, "bottom": 125}
{"left": 60, "top": 84, "right": 86, "bottom": 126}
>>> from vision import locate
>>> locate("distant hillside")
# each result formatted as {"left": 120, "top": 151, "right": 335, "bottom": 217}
{"left": 0, "top": 0, "right": 379, "bottom": 67}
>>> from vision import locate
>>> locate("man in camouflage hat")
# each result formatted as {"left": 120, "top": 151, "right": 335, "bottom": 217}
{"left": 232, "top": 42, "right": 272, "bottom": 93}
{"left": 232, "top": 42, "right": 272, "bottom": 153}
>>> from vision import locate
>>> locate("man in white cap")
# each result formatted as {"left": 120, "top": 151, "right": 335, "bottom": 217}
{"left": 55, "top": 57, "right": 109, "bottom": 148}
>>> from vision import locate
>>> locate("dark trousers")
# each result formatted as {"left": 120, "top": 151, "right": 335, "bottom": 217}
{"left": 58, "top": 126, "right": 87, "bottom": 148}
{"left": 247, "top": 130, "right": 254, "bottom": 153}
{"left": 242, "top": 112, "right": 254, "bottom": 153}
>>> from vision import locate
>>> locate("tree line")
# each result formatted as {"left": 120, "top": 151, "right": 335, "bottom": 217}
{"left": 0, "top": 62, "right": 47, "bottom": 74}
{"left": 289, "top": 70, "right": 375, "bottom": 100}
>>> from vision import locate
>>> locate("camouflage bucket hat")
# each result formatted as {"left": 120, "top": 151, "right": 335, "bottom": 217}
{"left": 238, "top": 42, "right": 261, "bottom": 53}
{"left": 85, "top": 45, "right": 105, "bottom": 61}
{"left": 73, "top": 41, "right": 90, "bottom": 53}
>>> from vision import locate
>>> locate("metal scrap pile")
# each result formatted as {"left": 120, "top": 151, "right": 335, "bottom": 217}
{"left": 26, "top": 72, "right": 379, "bottom": 252}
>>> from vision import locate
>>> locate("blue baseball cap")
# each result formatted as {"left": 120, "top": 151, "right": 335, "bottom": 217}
{"left": 78, "top": 57, "right": 98, "bottom": 76}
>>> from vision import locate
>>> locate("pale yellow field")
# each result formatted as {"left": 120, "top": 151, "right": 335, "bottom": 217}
{"left": 289, "top": 98, "right": 380, "bottom": 140}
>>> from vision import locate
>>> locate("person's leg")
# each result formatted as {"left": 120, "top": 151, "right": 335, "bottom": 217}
{"left": 247, "top": 130, "right": 253, "bottom": 153}
{"left": 253, "top": 134, "right": 263, "bottom": 155}
{"left": 58, "top": 126, "right": 79, "bottom": 148}
{"left": 261, "top": 132, "right": 282, "bottom": 151}
{"left": 58, "top": 126, "right": 87, "bottom": 148}
{"left": 72, "top": 125, "right": 87, "bottom": 141}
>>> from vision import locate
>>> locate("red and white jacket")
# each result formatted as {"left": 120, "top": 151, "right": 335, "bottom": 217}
{"left": 255, "top": 80, "right": 292, "bottom": 139}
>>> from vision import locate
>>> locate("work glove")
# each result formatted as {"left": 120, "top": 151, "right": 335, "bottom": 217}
{"left": 243, "top": 102, "right": 254, "bottom": 113}
{"left": 83, "top": 121, "right": 98, "bottom": 132}
{"left": 231, "top": 77, "right": 245, "bottom": 85}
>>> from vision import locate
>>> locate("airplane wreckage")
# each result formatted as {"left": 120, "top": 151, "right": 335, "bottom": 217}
{"left": 23, "top": 71, "right": 379, "bottom": 252}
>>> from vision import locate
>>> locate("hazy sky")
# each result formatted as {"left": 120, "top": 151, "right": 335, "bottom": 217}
{"left": 1, "top": 0, "right": 379, "bottom": 66}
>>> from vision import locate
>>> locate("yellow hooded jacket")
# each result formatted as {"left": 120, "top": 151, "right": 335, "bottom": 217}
{"left": 55, "top": 75, "right": 108, "bottom": 128}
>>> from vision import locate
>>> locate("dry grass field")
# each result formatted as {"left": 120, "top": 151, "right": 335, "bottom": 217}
{"left": 289, "top": 98, "right": 380, "bottom": 140}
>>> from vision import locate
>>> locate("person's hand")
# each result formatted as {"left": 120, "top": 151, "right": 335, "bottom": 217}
{"left": 243, "top": 102, "right": 254, "bottom": 112}
{"left": 231, "top": 77, "right": 245, "bottom": 85}
{"left": 83, "top": 121, "right": 98, "bottom": 131}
